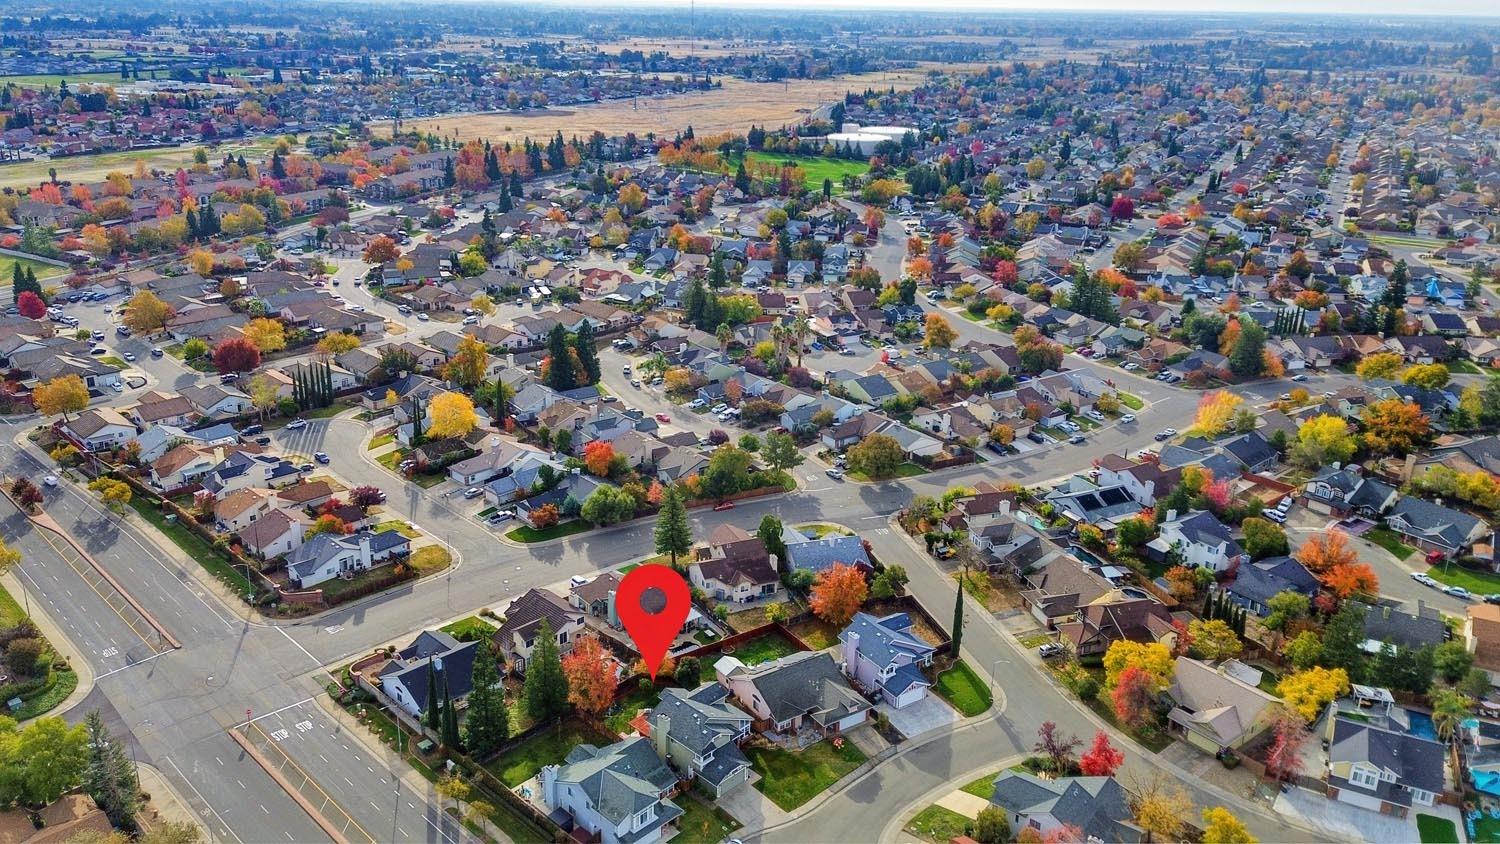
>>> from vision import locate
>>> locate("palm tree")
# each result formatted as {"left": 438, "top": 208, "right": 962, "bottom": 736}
{"left": 716, "top": 323, "right": 732, "bottom": 355}
{"left": 1431, "top": 689, "right": 1472, "bottom": 743}
{"left": 770, "top": 324, "right": 790, "bottom": 368}
{"left": 791, "top": 316, "right": 810, "bottom": 368}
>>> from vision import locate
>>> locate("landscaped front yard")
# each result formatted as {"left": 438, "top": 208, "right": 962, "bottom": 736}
{"left": 1365, "top": 526, "right": 1417, "bottom": 560}
{"left": 904, "top": 805, "right": 971, "bottom": 843}
{"left": 504, "top": 520, "right": 593, "bottom": 543}
{"left": 440, "top": 615, "right": 495, "bottom": 642}
{"left": 485, "top": 720, "right": 616, "bottom": 787}
{"left": 1427, "top": 564, "right": 1500, "bottom": 595}
{"left": 933, "top": 661, "right": 992, "bottom": 717}
{"left": 746, "top": 739, "right": 868, "bottom": 811}
{"left": 1417, "top": 813, "right": 1460, "bottom": 843}
{"left": 671, "top": 791, "right": 741, "bottom": 844}
{"left": 375, "top": 520, "right": 422, "bottom": 538}
{"left": 848, "top": 462, "right": 928, "bottom": 482}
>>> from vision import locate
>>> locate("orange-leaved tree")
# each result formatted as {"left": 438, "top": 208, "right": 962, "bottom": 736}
{"left": 562, "top": 635, "right": 616, "bottom": 716}
{"left": 810, "top": 562, "right": 868, "bottom": 627}
{"left": 583, "top": 440, "right": 616, "bottom": 477}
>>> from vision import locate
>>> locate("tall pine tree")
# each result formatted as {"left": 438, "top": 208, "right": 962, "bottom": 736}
{"left": 424, "top": 657, "right": 442, "bottom": 732}
{"left": 524, "top": 619, "right": 569, "bottom": 721}
{"left": 546, "top": 324, "right": 575, "bottom": 390}
{"left": 440, "top": 670, "right": 461, "bottom": 749}
{"left": 83, "top": 711, "right": 140, "bottom": 831}
{"left": 463, "top": 645, "right": 509, "bottom": 756}
{"left": 574, "top": 320, "right": 600, "bottom": 385}
{"left": 653, "top": 485, "right": 692, "bottom": 568}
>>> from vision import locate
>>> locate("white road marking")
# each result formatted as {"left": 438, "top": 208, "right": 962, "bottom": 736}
{"left": 235, "top": 696, "right": 315, "bottom": 728}
{"left": 165, "top": 757, "right": 243, "bottom": 844}
{"left": 95, "top": 649, "right": 171, "bottom": 679}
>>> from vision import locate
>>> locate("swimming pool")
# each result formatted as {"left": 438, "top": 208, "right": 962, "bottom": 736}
{"left": 1408, "top": 709, "right": 1438, "bottom": 741}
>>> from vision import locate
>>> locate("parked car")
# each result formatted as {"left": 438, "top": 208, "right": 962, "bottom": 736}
{"left": 1085, "top": 409, "right": 1105, "bottom": 422}
{"left": 1291, "top": 373, "right": 1309, "bottom": 382}
{"left": 1027, "top": 431, "right": 1047, "bottom": 444}
{"left": 1068, "top": 434, "right": 1085, "bottom": 445}
{"left": 314, "top": 452, "right": 330, "bottom": 464}
{"left": 1261, "top": 508, "right": 1287, "bottom": 524}
{"left": 253, "top": 436, "right": 271, "bottom": 446}
{"left": 298, "top": 463, "right": 315, "bottom": 473}
{"left": 826, "top": 468, "right": 844, "bottom": 480}
{"left": 242, "top": 424, "right": 264, "bottom": 435}
{"left": 1410, "top": 572, "right": 1439, "bottom": 587}
{"left": 286, "top": 419, "right": 307, "bottom": 430}
{"left": 1444, "top": 585, "right": 1473, "bottom": 600}
{"left": 688, "top": 399, "right": 707, "bottom": 409}
{"left": 123, "top": 352, "right": 136, "bottom": 362}
{"left": 1038, "top": 643, "right": 1065, "bottom": 659}
{"left": 463, "top": 487, "right": 483, "bottom": 499}
{"left": 488, "top": 510, "right": 515, "bottom": 525}
{"left": 43, "top": 475, "right": 58, "bottom": 487}
{"left": 712, "top": 501, "right": 735, "bottom": 511}
{"left": 654, "top": 413, "right": 671, "bottom": 423}
{"left": 1119, "top": 414, "right": 1135, "bottom": 424}
{"left": 150, "top": 347, "right": 164, "bottom": 358}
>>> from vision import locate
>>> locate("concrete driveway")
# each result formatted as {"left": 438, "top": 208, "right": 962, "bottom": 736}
{"left": 879, "top": 693, "right": 960, "bottom": 740}
{"left": 1273, "top": 786, "right": 1422, "bottom": 843}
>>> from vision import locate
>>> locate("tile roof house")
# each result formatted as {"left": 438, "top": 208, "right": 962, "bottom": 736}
{"left": 644, "top": 683, "right": 753, "bottom": 797}
{"left": 1324, "top": 715, "right": 1445, "bottom": 817}
{"left": 687, "top": 525, "right": 779, "bottom": 605}
{"left": 780, "top": 528, "right": 873, "bottom": 575}
{"left": 538, "top": 737, "right": 684, "bottom": 844}
{"left": 838, "top": 612, "right": 936, "bottom": 709}
{"left": 1165, "top": 656, "right": 1279, "bottom": 754}
{"left": 1147, "top": 510, "right": 1247, "bottom": 573}
{"left": 493, "top": 588, "right": 585, "bottom": 672}
{"left": 714, "top": 651, "right": 870, "bottom": 740}
{"left": 285, "top": 530, "right": 410, "bottom": 589}
{"left": 1385, "top": 496, "right": 1490, "bottom": 559}
{"left": 988, "top": 772, "right": 1143, "bottom": 843}
{"left": 378, "top": 630, "right": 481, "bottom": 719}
{"left": 1224, "top": 556, "right": 1319, "bottom": 617}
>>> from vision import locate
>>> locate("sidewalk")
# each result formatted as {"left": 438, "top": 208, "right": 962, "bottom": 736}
{"left": 136, "top": 763, "right": 209, "bottom": 839}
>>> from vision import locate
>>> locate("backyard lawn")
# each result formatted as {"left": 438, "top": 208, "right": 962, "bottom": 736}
{"left": 904, "top": 805, "right": 971, "bottom": 843}
{"left": 605, "top": 681, "right": 662, "bottom": 735}
{"left": 786, "top": 618, "right": 840, "bottom": 650}
{"left": 1427, "top": 564, "right": 1500, "bottom": 595}
{"left": 1365, "top": 527, "right": 1417, "bottom": 561}
{"left": 1472, "top": 815, "right": 1500, "bottom": 843}
{"left": 934, "top": 661, "right": 992, "bottom": 717}
{"left": 726, "top": 630, "right": 800, "bottom": 665}
{"left": 746, "top": 739, "right": 868, "bottom": 811}
{"left": 375, "top": 520, "right": 422, "bottom": 539}
{"left": 505, "top": 520, "right": 593, "bottom": 543}
{"left": 486, "top": 721, "right": 615, "bottom": 787}
{"left": 1417, "top": 813, "right": 1460, "bottom": 843}
{"left": 671, "top": 792, "right": 741, "bottom": 844}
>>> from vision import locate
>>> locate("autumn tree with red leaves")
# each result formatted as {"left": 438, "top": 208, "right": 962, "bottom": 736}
{"left": 212, "top": 338, "right": 262, "bottom": 374}
{"left": 1078, "top": 731, "right": 1124, "bottom": 776}
{"left": 810, "top": 562, "right": 868, "bottom": 627}
{"left": 15, "top": 291, "right": 45, "bottom": 320}
{"left": 562, "top": 634, "right": 617, "bottom": 716}
{"left": 1264, "top": 711, "right": 1308, "bottom": 782}
{"left": 1111, "top": 666, "right": 1156, "bottom": 728}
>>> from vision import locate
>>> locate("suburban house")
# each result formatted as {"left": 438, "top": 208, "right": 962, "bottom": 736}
{"left": 1057, "top": 592, "right": 1179, "bottom": 658}
{"left": 1165, "top": 657, "right": 1279, "bottom": 754}
{"left": 644, "top": 683, "right": 754, "bottom": 797}
{"left": 538, "top": 738, "right": 684, "bottom": 844}
{"left": 1223, "top": 557, "right": 1319, "bottom": 617}
{"left": 1147, "top": 510, "right": 1248, "bottom": 573}
{"left": 837, "top": 612, "right": 936, "bottom": 709}
{"left": 1385, "top": 496, "right": 1490, "bottom": 559}
{"left": 1466, "top": 604, "right": 1500, "bottom": 684}
{"left": 285, "top": 531, "right": 410, "bottom": 589}
{"left": 378, "top": 630, "right": 480, "bottom": 719}
{"left": 687, "top": 525, "right": 779, "bottom": 604}
{"left": 714, "top": 651, "right": 870, "bottom": 740}
{"left": 493, "top": 588, "right": 585, "bottom": 672}
{"left": 1325, "top": 715, "right": 1446, "bottom": 818}
{"left": 239, "top": 509, "right": 305, "bottom": 559}
{"left": 214, "top": 487, "right": 274, "bottom": 533}
{"left": 1299, "top": 467, "right": 1399, "bottom": 518}
{"left": 988, "top": 772, "right": 1143, "bottom": 843}
{"left": 1359, "top": 600, "right": 1448, "bottom": 653}
{"left": 780, "top": 528, "right": 873, "bottom": 576}
{"left": 60, "top": 408, "right": 136, "bottom": 452}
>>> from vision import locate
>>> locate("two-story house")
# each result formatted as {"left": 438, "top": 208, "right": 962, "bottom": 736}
{"left": 539, "top": 738, "right": 683, "bottom": 844}
{"left": 493, "top": 588, "right": 585, "bottom": 673}
{"left": 988, "top": 772, "right": 1143, "bottom": 843}
{"left": 1147, "top": 510, "right": 1248, "bottom": 573}
{"left": 1325, "top": 715, "right": 1445, "bottom": 818}
{"left": 646, "top": 683, "right": 753, "bottom": 797}
{"left": 687, "top": 525, "right": 780, "bottom": 604}
{"left": 838, "top": 612, "right": 937, "bottom": 709}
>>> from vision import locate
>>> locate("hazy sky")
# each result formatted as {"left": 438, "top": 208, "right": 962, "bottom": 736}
{"left": 566, "top": 0, "right": 1497, "bottom": 16}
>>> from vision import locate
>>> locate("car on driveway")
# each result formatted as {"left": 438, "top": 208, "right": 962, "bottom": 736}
{"left": 688, "top": 399, "right": 706, "bottom": 409}
{"left": 1038, "top": 643, "right": 1065, "bottom": 659}
{"left": 286, "top": 419, "right": 307, "bottom": 430}
{"left": 463, "top": 487, "right": 483, "bottom": 499}
{"left": 151, "top": 347, "right": 164, "bottom": 358}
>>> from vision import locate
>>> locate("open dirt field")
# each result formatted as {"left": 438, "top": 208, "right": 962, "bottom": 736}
{"left": 398, "top": 70, "right": 938, "bottom": 145}
{"left": 0, "top": 138, "right": 278, "bottom": 190}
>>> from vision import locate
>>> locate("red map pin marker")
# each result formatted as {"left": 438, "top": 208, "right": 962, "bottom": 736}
{"left": 616, "top": 565, "right": 690, "bottom": 681}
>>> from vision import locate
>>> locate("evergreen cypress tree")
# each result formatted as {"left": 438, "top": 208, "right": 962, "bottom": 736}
{"left": 1203, "top": 588, "right": 1216, "bottom": 620}
{"left": 425, "top": 658, "right": 442, "bottom": 732}
{"left": 653, "top": 485, "right": 692, "bottom": 568}
{"left": 574, "top": 320, "right": 600, "bottom": 385}
{"left": 523, "top": 619, "right": 568, "bottom": 721}
{"left": 440, "top": 671, "right": 461, "bottom": 749}
{"left": 951, "top": 564, "right": 966, "bottom": 658}
{"left": 464, "top": 645, "right": 508, "bottom": 756}
{"left": 546, "top": 324, "right": 574, "bottom": 390}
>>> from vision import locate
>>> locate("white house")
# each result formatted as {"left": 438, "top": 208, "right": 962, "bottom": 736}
{"left": 714, "top": 651, "right": 869, "bottom": 739}
{"left": 239, "top": 509, "right": 306, "bottom": 559}
{"left": 538, "top": 738, "right": 683, "bottom": 844}
{"left": 1147, "top": 510, "right": 1248, "bottom": 573}
{"left": 61, "top": 408, "right": 135, "bottom": 453}
{"left": 284, "top": 530, "right": 410, "bottom": 589}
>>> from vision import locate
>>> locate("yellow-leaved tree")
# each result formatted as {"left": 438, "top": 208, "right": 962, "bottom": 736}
{"left": 1355, "top": 351, "right": 1403, "bottom": 381}
{"left": 122, "top": 291, "right": 176, "bottom": 334}
{"left": 243, "top": 317, "right": 286, "bottom": 354}
{"left": 1277, "top": 666, "right": 1350, "bottom": 720}
{"left": 1201, "top": 807, "right": 1257, "bottom": 844}
{"left": 427, "top": 392, "right": 477, "bottom": 439}
{"left": 1193, "top": 390, "right": 1244, "bottom": 437}
{"left": 32, "top": 375, "right": 90, "bottom": 419}
{"left": 1102, "top": 640, "right": 1174, "bottom": 689}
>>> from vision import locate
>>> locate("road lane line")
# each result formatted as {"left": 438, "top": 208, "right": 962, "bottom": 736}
{"left": 164, "top": 756, "right": 244, "bottom": 844}
{"left": 95, "top": 649, "right": 172, "bottom": 679}
{"left": 234, "top": 696, "right": 315, "bottom": 729}
{"left": 274, "top": 625, "right": 322, "bottom": 667}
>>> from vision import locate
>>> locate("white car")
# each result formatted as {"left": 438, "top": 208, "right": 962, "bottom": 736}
{"left": 463, "top": 487, "right": 483, "bottom": 499}
{"left": 1410, "top": 572, "right": 1438, "bottom": 587}
{"left": 826, "top": 468, "right": 844, "bottom": 480}
{"left": 286, "top": 419, "right": 308, "bottom": 430}
{"left": 43, "top": 475, "right": 58, "bottom": 487}
{"left": 1444, "top": 585, "right": 1473, "bottom": 600}
{"left": 1119, "top": 414, "right": 1136, "bottom": 424}
{"left": 711, "top": 403, "right": 729, "bottom": 414}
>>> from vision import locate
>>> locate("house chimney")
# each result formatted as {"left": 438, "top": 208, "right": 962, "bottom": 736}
{"left": 653, "top": 712, "right": 671, "bottom": 763}
{"left": 1165, "top": 509, "right": 1178, "bottom": 523}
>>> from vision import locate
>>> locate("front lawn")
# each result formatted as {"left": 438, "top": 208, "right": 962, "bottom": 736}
{"left": 671, "top": 792, "right": 741, "bottom": 844}
{"left": 486, "top": 721, "right": 616, "bottom": 787}
{"left": 409, "top": 546, "right": 451, "bottom": 575}
{"left": 505, "top": 520, "right": 592, "bottom": 543}
{"left": 848, "top": 462, "right": 927, "bottom": 482}
{"left": 904, "top": 805, "right": 971, "bottom": 843}
{"left": 440, "top": 615, "right": 495, "bottom": 643}
{"left": 1447, "top": 360, "right": 1483, "bottom": 375}
{"left": 1118, "top": 392, "right": 1145, "bottom": 410}
{"left": 375, "top": 520, "right": 422, "bottom": 539}
{"left": 1427, "top": 564, "right": 1500, "bottom": 595}
{"left": 746, "top": 739, "right": 868, "bottom": 811}
{"left": 1366, "top": 527, "right": 1417, "bottom": 560}
{"left": 934, "top": 661, "right": 993, "bottom": 717}
{"left": 727, "top": 631, "right": 800, "bottom": 665}
{"left": 960, "top": 770, "right": 1000, "bottom": 799}
{"left": 1417, "top": 813, "right": 1460, "bottom": 844}
{"left": 367, "top": 433, "right": 395, "bottom": 450}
